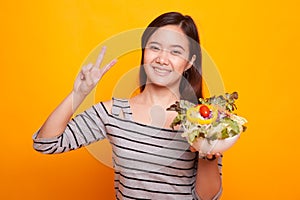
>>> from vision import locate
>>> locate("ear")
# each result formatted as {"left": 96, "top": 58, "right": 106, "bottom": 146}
{"left": 185, "top": 55, "right": 196, "bottom": 71}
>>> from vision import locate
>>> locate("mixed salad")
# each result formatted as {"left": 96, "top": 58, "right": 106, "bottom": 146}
{"left": 167, "top": 92, "right": 247, "bottom": 144}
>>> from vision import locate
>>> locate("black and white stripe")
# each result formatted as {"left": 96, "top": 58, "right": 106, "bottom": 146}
{"left": 33, "top": 98, "right": 223, "bottom": 199}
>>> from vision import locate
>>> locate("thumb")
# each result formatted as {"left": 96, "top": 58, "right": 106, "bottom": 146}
{"left": 190, "top": 146, "right": 197, "bottom": 152}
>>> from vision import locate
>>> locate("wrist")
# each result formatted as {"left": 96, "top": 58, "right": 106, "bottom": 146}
{"left": 71, "top": 90, "right": 87, "bottom": 112}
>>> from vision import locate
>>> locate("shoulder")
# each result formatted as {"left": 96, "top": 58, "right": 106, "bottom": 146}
{"left": 100, "top": 97, "right": 129, "bottom": 113}
{"left": 101, "top": 99, "right": 113, "bottom": 114}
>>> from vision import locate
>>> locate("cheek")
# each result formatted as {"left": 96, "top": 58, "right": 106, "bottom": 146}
{"left": 143, "top": 50, "right": 156, "bottom": 64}
{"left": 173, "top": 59, "right": 189, "bottom": 72}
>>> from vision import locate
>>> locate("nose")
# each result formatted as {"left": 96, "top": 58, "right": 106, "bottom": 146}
{"left": 156, "top": 49, "right": 169, "bottom": 65}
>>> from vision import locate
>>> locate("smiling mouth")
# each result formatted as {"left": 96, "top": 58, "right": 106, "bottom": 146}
{"left": 153, "top": 66, "right": 172, "bottom": 75}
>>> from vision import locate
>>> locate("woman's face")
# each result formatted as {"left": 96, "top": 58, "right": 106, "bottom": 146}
{"left": 143, "top": 25, "right": 195, "bottom": 90}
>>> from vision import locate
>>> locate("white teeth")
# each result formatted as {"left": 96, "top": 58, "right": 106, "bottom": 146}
{"left": 153, "top": 67, "right": 171, "bottom": 74}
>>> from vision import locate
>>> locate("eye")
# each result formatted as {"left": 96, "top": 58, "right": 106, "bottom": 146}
{"left": 171, "top": 49, "right": 183, "bottom": 55}
{"left": 149, "top": 45, "right": 161, "bottom": 51}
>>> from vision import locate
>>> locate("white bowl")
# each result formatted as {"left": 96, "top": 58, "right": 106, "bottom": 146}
{"left": 191, "top": 134, "right": 240, "bottom": 154}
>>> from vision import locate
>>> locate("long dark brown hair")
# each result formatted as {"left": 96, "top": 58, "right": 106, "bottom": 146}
{"left": 139, "top": 12, "right": 203, "bottom": 103}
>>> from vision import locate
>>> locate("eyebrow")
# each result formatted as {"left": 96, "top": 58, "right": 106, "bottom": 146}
{"left": 148, "top": 41, "right": 186, "bottom": 51}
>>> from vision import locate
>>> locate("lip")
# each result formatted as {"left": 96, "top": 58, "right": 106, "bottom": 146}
{"left": 152, "top": 66, "right": 172, "bottom": 76}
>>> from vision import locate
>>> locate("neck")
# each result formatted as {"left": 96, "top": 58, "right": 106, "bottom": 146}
{"left": 139, "top": 84, "right": 180, "bottom": 107}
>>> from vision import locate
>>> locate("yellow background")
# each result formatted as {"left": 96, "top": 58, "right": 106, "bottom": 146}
{"left": 1, "top": 0, "right": 299, "bottom": 199}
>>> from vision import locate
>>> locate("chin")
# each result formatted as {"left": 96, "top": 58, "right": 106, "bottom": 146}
{"left": 146, "top": 80, "right": 180, "bottom": 90}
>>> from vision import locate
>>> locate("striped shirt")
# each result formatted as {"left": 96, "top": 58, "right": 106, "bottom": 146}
{"left": 33, "top": 98, "right": 222, "bottom": 200}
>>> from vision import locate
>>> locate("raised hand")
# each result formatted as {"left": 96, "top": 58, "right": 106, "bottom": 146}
{"left": 73, "top": 46, "right": 117, "bottom": 97}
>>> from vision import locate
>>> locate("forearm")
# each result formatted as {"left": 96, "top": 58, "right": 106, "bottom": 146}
{"left": 195, "top": 158, "right": 222, "bottom": 200}
{"left": 37, "top": 91, "right": 86, "bottom": 139}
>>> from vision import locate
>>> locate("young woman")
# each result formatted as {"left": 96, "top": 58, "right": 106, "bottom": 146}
{"left": 33, "top": 12, "right": 222, "bottom": 200}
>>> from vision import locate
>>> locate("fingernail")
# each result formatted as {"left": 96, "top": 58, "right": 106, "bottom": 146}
{"left": 112, "top": 58, "right": 118, "bottom": 64}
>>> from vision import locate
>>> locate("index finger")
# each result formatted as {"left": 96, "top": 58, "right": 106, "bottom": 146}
{"left": 94, "top": 46, "right": 107, "bottom": 69}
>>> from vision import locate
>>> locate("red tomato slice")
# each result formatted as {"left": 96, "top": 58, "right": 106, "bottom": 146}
{"left": 199, "top": 105, "right": 210, "bottom": 118}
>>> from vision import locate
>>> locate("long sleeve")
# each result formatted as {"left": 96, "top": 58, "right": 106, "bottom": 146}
{"left": 32, "top": 103, "right": 107, "bottom": 154}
